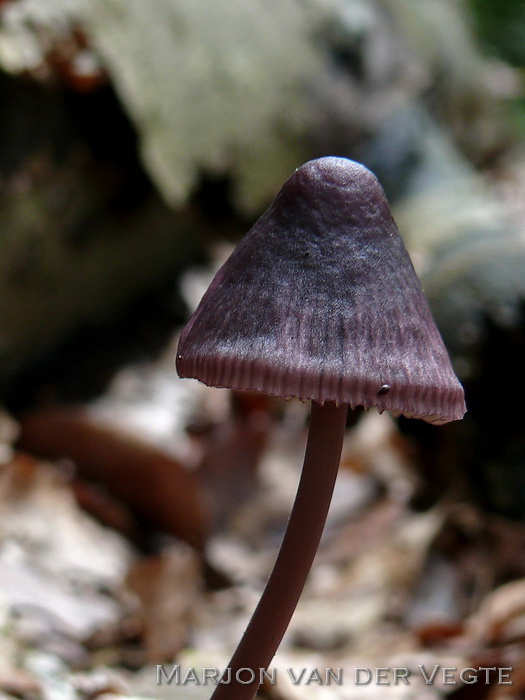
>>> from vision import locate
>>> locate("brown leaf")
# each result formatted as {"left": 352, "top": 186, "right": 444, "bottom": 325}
{"left": 17, "top": 408, "right": 209, "bottom": 550}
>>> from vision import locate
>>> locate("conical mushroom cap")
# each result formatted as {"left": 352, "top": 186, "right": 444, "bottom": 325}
{"left": 177, "top": 157, "right": 465, "bottom": 424}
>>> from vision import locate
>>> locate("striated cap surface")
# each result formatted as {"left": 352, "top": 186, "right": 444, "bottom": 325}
{"left": 177, "top": 157, "right": 466, "bottom": 424}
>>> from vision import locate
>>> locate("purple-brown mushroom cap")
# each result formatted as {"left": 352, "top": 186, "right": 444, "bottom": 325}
{"left": 177, "top": 157, "right": 466, "bottom": 424}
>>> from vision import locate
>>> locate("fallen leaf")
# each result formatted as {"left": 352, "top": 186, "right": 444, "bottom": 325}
{"left": 17, "top": 408, "right": 209, "bottom": 550}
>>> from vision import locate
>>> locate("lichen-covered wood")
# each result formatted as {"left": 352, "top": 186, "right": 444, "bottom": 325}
{"left": 82, "top": 0, "right": 325, "bottom": 213}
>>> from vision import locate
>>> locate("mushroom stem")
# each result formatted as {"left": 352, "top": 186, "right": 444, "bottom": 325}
{"left": 210, "top": 400, "right": 348, "bottom": 700}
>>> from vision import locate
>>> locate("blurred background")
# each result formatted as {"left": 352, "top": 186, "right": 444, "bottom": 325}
{"left": 1, "top": 1, "right": 525, "bottom": 698}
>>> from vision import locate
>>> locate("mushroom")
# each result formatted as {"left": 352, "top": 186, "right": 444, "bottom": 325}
{"left": 176, "top": 157, "right": 465, "bottom": 699}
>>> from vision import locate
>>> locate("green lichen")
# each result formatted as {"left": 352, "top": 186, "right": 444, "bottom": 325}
{"left": 81, "top": 0, "right": 325, "bottom": 213}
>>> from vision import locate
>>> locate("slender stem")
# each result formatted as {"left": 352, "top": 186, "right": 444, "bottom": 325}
{"left": 210, "top": 401, "right": 348, "bottom": 700}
